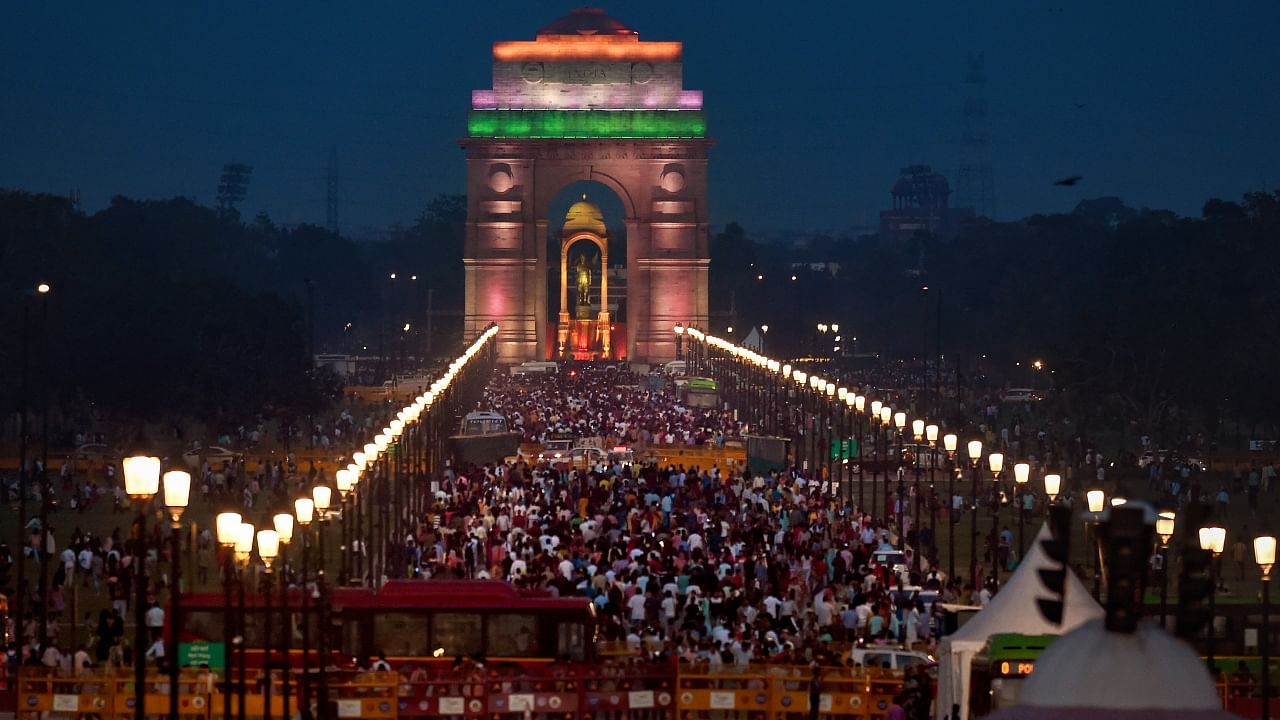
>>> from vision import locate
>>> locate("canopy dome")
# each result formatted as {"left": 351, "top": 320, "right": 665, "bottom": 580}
{"left": 539, "top": 8, "right": 637, "bottom": 37}
{"left": 564, "top": 196, "right": 606, "bottom": 235}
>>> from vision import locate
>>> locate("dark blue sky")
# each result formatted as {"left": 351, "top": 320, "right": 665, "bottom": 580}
{"left": 2, "top": 2, "right": 1276, "bottom": 235}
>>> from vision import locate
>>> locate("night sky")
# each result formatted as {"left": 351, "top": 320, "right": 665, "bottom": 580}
{"left": 2, "top": 2, "right": 1277, "bottom": 235}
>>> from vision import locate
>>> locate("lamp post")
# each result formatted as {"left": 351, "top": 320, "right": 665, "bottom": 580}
{"left": 313, "top": 485, "right": 333, "bottom": 720}
{"left": 910, "top": 419, "right": 925, "bottom": 573}
{"left": 925, "top": 423, "right": 939, "bottom": 569}
{"left": 825, "top": 383, "right": 837, "bottom": 492}
{"left": 257, "top": 529, "right": 280, "bottom": 720}
{"left": 1199, "top": 525, "right": 1226, "bottom": 676}
{"left": 794, "top": 371, "right": 808, "bottom": 471}
{"left": 1013, "top": 462, "right": 1030, "bottom": 562}
{"left": 273, "top": 513, "right": 295, "bottom": 720}
{"left": 870, "top": 400, "right": 882, "bottom": 518}
{"left": 335, "top": 469, "right": 354, "bottom": 585}
{"left": 853, "top": 395, "right": 866, "bottom": 511}
{"left": 1044, "top": 474, "right": 1061, "bottom": 508}
{"left": 1086, "top": 490, "right": 1106, "bottom": 599}
{"left": 893, "top": 412, "right": 907, "bottom": 553}
{"left": 162, "top": 470, "right": 191, "bottom": 720}
{"left": 123, "top": 455, "right": 160, "bottom": 720}
{"left": 966, "top": 441, "right": 982, "bottom": 586}
{"left": 880, "top": 406, "right": 892, "bottom": 527}
{"left": 294, "top": 497, "right": 314, "bottom": 720}
{"left": 943, "top": 434, "right": 958, "bottom": 581}
{"left": 1255, "top": 534, "right": 1276, "bottom": 720}
{"left": 216, "top": 512, "right": 242, "bottom": 720}
{"left": 988, "top": 453, "right": 1004, "bottom": 583}
{"left": 1155, "top": 512, "right": 1175, "bottom": 630}
{"left": 233, "top": 523, "right": 255, "bottom": 720}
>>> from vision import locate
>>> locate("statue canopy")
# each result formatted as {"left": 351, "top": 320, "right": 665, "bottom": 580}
{"left": 563, "top": 195, "right": 607, "bottom": 236}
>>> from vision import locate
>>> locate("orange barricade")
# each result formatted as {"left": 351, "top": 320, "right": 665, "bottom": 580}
{"left": 675, "top": 665, "right": 905, "bottom": 720}
{"left": 18, "top": 667, "right": 396, "bottom": 720}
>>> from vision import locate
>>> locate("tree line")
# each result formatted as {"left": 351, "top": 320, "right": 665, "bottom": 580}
{"left": 0, "top": 191, "right": 466, "bottom": 435}
{"left": 712, "top": 192, "right": 1280, "bottom": 438}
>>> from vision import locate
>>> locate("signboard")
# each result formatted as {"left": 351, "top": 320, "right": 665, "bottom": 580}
{"left": 337, "top": 700, "right": 362, "bottom": 718}
{"left": 438, "top": 698, "right": 465, "bottom": 715}
{"left": 629, "top": 691, "right": 655, "bottom": 709}
{"left": 508, "top": 695, "right": 535, "bottom": 712}
{"left": 179, "top": 642, "right": 225, "bottom": 670}
{"left": 709, "top": 692, "right": 735, "bottom": 709}
{"left": 830, "top": 438, "right": 858, "bottom": 460}
{"left": 997, "top": 660, "right": 1036, "bottom": 677}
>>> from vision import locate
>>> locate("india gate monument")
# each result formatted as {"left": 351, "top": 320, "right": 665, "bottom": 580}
{"left": 462, "top": 8, "right": 711, "bottom": 363}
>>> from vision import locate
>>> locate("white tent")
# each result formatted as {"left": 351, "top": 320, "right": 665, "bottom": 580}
{"left": 935, "top": 523, "right": 1104, "bottom": 720}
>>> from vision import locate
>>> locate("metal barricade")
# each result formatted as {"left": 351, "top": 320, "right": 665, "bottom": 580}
{"left": 675, "top": 664, "right": 905, "bottom": 720}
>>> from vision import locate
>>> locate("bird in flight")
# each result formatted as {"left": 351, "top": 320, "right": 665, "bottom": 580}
{"left": 1054, "top": 176, "right": 1083, "bottom": 187}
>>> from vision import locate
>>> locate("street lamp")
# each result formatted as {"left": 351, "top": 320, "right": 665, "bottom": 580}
{"left": 988, "top": 453, "right": 1005, "bottom": 582}
{"left": 924, "top": 423, "right": 939, "bottom": 565}
{"left": 1013, "top": 462, "right": 1030, "bottom": 560}
{"left": 257, "top": 529, "right": 280, "bottom": 720}
{"left": 335, "top": 469, "right": 355, "bottom": 584}
{"left": 1255, "top": 534, "right": 1276, "bottom": 720}
{"left": 215, "top": 512, "right": 241, "bottom": 720}
{"left": 162, "top": 469, "right": 190, "bottom": 720}
{"left": 1155, "top": 512, "right": 1176, "bottom": 629}
{"left": 1199, "top": 525, "right": 1226, "bottom": 675}
{"left": 943, "top": 433, "right": 958, "bottom": 581}
{"left": 294, "top": 498, "right": 314, "bottom": 720}
{"left": 892, "top": 412, "right": 907, "bottom": 554}
{"left": 233, "top": 523, "right": 255, "bottom": 720}
{"left": 966, "top": 440, "right": 982, "bottom": 585}
{"left": 1086, "top": 489, "right": 1106, "bottom": 598}
{"left": 312, "top": 486, "right": 333, "bottom": 720}
{"left": 273, "top": 513, "right": 295, "bottom": 720}
{"left": 1044, "top": 474, "right": 1061, "bottom": 504}
{"left": 123, "top": 455, "right": 159, "bottom": 720}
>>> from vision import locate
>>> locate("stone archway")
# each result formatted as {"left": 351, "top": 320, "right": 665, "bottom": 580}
{"left": 460, "top": 8, "right": 711, "bottom": 363}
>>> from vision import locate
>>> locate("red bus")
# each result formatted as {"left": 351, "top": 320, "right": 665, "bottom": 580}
{"left": 179, "top": 579, "right": 596, "bottom": 669}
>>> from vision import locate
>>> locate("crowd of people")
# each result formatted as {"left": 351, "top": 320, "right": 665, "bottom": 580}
{"left": 484, "top": 366, "right": 743, "bottom": 447}
{"left": 2, "top": 356, "right": 1271, "bottom": 720}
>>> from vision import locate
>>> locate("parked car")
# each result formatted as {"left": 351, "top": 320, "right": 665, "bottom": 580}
{"left": 183, "top": 445, "right": 243, "bottom": 469}
{"left": 1001, "top": 388, "right": 1042, "bottom": 403}
{"left": 872, "top": 548, "right": 910, "bottom": 580}
{"left": 849, "top": 646, "right": 936, "bottom": 672}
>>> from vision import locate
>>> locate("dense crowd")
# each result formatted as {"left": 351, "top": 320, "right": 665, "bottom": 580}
{"left": 484, "top": 367, "right": 742, "bottom": 446}
{"left": 4, "top": 357, "right": 1273, "bottom": 719}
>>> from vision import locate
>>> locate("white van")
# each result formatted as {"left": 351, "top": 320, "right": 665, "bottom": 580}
{"left": 663, "top": 360, "right": 687, "bottom": 375}
{"left": 510, "top": 361, "right": 559, "bottom": 376}
{"left": 1001, "top": 388, "right": 1041, "bottom": 403}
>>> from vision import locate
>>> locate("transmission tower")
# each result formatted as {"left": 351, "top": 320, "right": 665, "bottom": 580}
{"left": 956, "top": 52, "right": 996, "bottom": 219}
{"left": 326, "top": 146, "right": 340, "bottom": 235}
{"left": 216, "top": 163, "right": 253, "bottom": 219}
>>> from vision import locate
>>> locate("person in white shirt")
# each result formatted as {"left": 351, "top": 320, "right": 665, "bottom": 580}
{"left": 627, "top": 591, "right": 648, "bottom": 627}
{"left": 145, "top": 603, "right": 165, "bottom": 634}
{"left": 145, "top": 638, "right": 165, "bottom": 665}
{"left": 763, "top": 594, "right": 781, "bottom": 620}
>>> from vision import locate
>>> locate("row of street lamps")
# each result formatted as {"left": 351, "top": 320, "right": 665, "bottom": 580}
{"left": 677, "top": 324, "right": 1062, "bottom": 585}
{"left": 115, "top": 324, "right": 499, "bottom": 720}
{"left": 676, "top": 325, "right": 1276, "bottom": 710}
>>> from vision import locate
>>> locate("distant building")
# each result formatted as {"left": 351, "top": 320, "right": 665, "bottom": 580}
{"left": 788, "top": 261, "right": 841, "bottom": 276}
{"left": 878, "top": 165, "right": 975, "bottom": 242}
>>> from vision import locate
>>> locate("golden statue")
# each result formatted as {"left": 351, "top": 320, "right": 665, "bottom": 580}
{"left": 574, "top": 253, "right": 593, "bottom": 307}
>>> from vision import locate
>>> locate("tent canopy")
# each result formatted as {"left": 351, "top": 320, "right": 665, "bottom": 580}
{"left": 936, "top": 522, "right": 1104, "bottom": 720}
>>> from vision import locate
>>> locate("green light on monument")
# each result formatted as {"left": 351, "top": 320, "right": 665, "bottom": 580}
{"left": 468, "top": 110, "right": 707, "bottom": 139}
